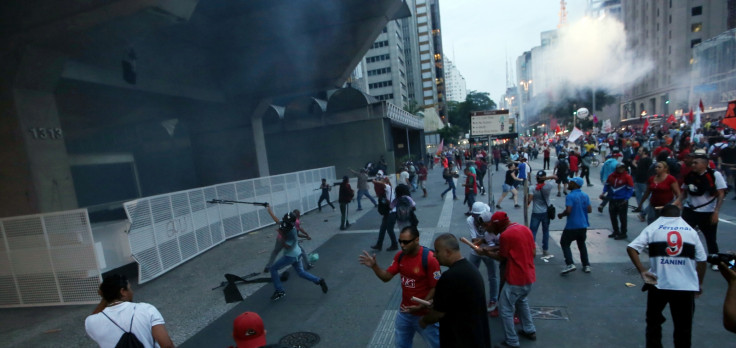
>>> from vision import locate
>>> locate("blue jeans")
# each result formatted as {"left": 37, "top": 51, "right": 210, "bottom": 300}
{"left": 499, "top": 284, "right": 536, "bottom": 346}
{"left": 394, "top": 311, "right": 440, "bottom": 348}
{"left": 466, "top": 192, "right": 476, "bottom": 210}
{"left": 469, "top": 253, "right": 498, "bottom": 302}
{"left": 529, "top": 212, "right": 550, "bottom": 251}
{"left": 634, "top": 182, "right": 647, "bottom": 207}
{"left": 441, "top": 179, "right": 456, "bottom": 198}
{"left": 356, "top": 189, "right": 377, "bottom": 209}
{"left": 270, "top": 254, "right": 321, "bottom": 292}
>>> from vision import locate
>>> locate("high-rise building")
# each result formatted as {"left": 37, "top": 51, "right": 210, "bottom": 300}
{"left": 588, "top": 0, "right": 622, "bottom": 20}
{"left": 362, "top": 0, "right": 446, "bottom": 119}
{"left": 620, "top": 0, "right": 728, "bottom": 121}
{"left": 444, "top": 57, "right": 467, "bottom": 102}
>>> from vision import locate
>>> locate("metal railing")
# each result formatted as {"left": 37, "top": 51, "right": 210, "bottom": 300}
{"left": 123, "top": 166, "right": 336, "bottom": 284}
{"left": 385, "top": 101, "right": 424, "bottom": 129}
{"left": 0, "top": 209, "right": 101, "bottom": 308}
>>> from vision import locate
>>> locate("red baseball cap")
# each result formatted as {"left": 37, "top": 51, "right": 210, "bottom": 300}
{"left": 233, "top": 312, "right": 266, "bottom": 348}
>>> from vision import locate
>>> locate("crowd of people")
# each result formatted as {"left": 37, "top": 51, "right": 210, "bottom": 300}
{"left": 83, "top": 116, "right": 736, "bottom": 348}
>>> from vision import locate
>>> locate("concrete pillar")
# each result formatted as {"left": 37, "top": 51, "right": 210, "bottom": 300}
{"left": 251, "top": 100, "right": 273, "bottom": 177}
{"left": 0, "top": 45, "right": 77, "bottom": 217}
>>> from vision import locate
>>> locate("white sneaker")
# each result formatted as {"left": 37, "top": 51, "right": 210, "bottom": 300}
{"left": 712, "top": 264, "right": 720, "bottom": 271}
{"left": 583, "top": 266, "right": 591, "bottom": 273}
{"left": 561, "top": 264, "right": 577, "bottom": 274}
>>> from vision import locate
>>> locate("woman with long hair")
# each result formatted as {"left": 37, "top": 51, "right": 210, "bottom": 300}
{"left": 636, "top": 161, "right": 682, "bottom": 223}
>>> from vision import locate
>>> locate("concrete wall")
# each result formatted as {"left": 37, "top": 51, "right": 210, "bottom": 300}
{"left": 265, "top": 118, "right": 394, "bottom": 178}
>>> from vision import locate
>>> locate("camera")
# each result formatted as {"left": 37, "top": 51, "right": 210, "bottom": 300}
{"left": 706, "top": 253, "right": 736, "bottom": 266}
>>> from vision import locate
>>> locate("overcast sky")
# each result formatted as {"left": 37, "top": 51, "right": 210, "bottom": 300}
{"left": 440, "top": 0, "right": 587, "bottom": 103}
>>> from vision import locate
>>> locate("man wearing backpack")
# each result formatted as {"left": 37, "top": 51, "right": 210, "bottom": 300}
{"left": 554, "top": 153, "right": 570, "bottom": 196}
{"left": 85, "top": 274, "right": 175, "bottom": 348}
{"left": 440, "top": 163, "right": 458, "bottom": 200}
{"left": 360, "top": 226, "right": 441, "bottom": 348}
{"left": 681, "top": 153, "right": 727, "bottom": 271}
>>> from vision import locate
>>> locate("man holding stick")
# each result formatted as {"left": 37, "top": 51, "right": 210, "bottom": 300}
{"left": 264, "top": 204, "right": 327, "bottom": 301}
{"left": 419, "top": 233, "right": 491, "bottom": 348}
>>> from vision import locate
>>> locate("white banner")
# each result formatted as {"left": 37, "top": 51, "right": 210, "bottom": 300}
{"left": 602, "top": 119, "right": 613, "bottom": 133}
{"left": 567, "top": 127, "right": 584, "bottom": 143}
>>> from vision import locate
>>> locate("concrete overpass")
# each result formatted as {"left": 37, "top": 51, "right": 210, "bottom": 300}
{"left": 0, "top": 0, "right": 418, "bottom": 219}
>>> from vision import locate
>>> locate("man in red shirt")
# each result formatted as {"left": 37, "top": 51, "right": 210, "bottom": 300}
{"left": 569, "top": 150, "right": 579, "bottom": 177}
{"left": 543, "top": 147, "right": 551, "bottom": 170}
{"left": 359, "top": 226, "right": 441, "bottom": 348}
{"left": 481, "top": 211, "right": 537, "bottom": 348}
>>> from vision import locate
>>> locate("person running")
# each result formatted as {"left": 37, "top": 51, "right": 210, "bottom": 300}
{"left": 496, "top": 163, "right": 523, "bottom": 209}
{"left": 263, "top": 209, "right": 312, "bottom": 273}
{"left": 440, "top": 163, "right": 458, "bottom": 200}
{"left": 264, "top": 204, "right": 327, "bottom": 301}
{"left": 317, "top": 178, "right": 334, "bottom": 212}
{"left": 349, "top": 168, "right": 377, "bottom": 211}
{"left": 558, "top": 177, "right": 593, "bottom": 274}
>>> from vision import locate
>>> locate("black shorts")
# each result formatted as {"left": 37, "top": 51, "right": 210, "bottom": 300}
{"left": 556, "top": 175, "right": 569, "bottom": 184}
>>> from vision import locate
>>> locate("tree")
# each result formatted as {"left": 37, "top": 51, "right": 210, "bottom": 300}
{"left": 403, "top": 99, "right": 423, "bottom": 115}
{"left": 437, "top": 124, "right": 463, "bottom": 145}
{"left": 447, "top": 91, "right": 497, "bottom": 134}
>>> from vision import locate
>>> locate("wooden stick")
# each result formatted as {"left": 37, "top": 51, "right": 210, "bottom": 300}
{"left": 460, "top": 237, "right": 480, "bottom": 251}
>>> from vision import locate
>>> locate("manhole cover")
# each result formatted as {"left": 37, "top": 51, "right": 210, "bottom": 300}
{"left": 278, "top": 332, "right": 320, "bottom": 348}
{"left": 530, "top": 306, "right": 569, "bottom": 320}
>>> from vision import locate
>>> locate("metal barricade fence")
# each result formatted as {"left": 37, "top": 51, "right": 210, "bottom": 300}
{"left": 124, "top": 166, "right": 336, "bottom": 284}
{"left": 0, "top": 209, "right": 101, "bottom": 308}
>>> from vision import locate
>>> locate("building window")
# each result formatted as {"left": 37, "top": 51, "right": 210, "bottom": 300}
{"left": 367, "top": 67, "right": 391, "bottom": 76}
{"left": 691, "top": 39, "right": 701, "bottom": 48}
{"left": 691, "top": 6, "right": 702, "bottom": 16}
{"left": 369, "top": 80, "right": 393, "bottom": 89}
{"left": 371, "top": 40, "right": 389, "bottom": 49}
{"left": 365, "top": 54, "right": 390, "bottom": 63}
{"left": 691, "top": 23, "right": 702, "bottom": 33}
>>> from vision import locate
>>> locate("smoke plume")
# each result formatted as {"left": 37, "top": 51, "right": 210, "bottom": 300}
{"left": 541, "top": 15, "right": 654, "bottom": 95}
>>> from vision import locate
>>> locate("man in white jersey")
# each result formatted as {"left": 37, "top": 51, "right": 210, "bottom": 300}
{"left": 627, "top": 204, "right": 707, "bottom": 348}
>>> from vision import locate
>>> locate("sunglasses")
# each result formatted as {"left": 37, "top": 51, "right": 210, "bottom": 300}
{"left": 398, "top": 238, "right": 417, "bottom": 245}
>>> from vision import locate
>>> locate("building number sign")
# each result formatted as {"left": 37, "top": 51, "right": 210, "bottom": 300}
{"left": 28, "top": 127, "right": 63, "bottom": 140}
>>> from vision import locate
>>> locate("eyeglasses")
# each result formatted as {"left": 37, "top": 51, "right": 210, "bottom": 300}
{"left": 398, "top": 238, "right": 417, "bottom": 245}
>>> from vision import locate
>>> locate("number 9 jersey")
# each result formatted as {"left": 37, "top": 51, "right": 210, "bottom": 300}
{"left": 628, "top": 216, "right": 707, "bottom": 291}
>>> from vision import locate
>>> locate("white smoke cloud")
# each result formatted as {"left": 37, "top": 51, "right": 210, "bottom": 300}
{"left": 540, "top": 15, "right": 654, "bottom": 94}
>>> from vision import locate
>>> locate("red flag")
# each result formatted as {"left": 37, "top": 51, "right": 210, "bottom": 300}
{"left": 555, "top": 125, "right": 561, "bottom": 133}
{"left": 642, "top": 119, "right": 649, "bottom": 133}
{"left": 724, "top": 100, "right": 736, "bottom": 130}
{"left": 666, "top": 114, "right": 675, "bottom": 123}
{"left": 688, "top": 109, "right": 694, "bottom": 123}
{"left": 699, "top": 99, "right": 704, "bottom": 113}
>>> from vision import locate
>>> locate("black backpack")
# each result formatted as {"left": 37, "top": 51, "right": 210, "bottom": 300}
{"left": 395, "top": 196, "right": 413, "bottom": 223}
{"left": 377, "top": 196, "right": 390, "bottom": 216}
{"left": 101, "top": 306, "right": 144, "bottom": 348}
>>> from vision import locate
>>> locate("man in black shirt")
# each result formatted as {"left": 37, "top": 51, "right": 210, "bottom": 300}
{"left": 631, "top": 148, "right": 653, "bottom": 212}
{"left": 420, "top": 233, "right": 491, "bottom": 348}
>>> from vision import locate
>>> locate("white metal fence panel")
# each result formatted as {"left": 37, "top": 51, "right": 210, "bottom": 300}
{"left": 0, "top": 209, "right": 101, "bottom": 308}
{"left": 124, "top": 166, "right": 335, "bottom": 284}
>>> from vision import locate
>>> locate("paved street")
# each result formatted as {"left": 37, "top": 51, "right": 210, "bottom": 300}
{"left": 3, "top": 155, "right": 736, "bottom": 347}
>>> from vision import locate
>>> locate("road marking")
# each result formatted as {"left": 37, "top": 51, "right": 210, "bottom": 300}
{"left": 719, "top": 218, "right": 736, "bottom": 226}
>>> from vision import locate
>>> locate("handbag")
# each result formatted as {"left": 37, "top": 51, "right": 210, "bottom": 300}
{"left": 542, "top": 188, "right": 556, "bottom": 220}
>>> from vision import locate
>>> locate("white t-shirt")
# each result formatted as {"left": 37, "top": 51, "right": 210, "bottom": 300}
{"left": 466, "top": 215, "right": 497, "bottom": 257}
{"left": 682, "top": 170, "right": 727, "bottom": 212}
{"left": 85, "top": 302, "right": 165, "bottom": 348}
{"left": 399, "top": 171, "right": 410, "bottom": 185}
{"left": 628, "top": 216, "right": 706, "bottom": 291}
